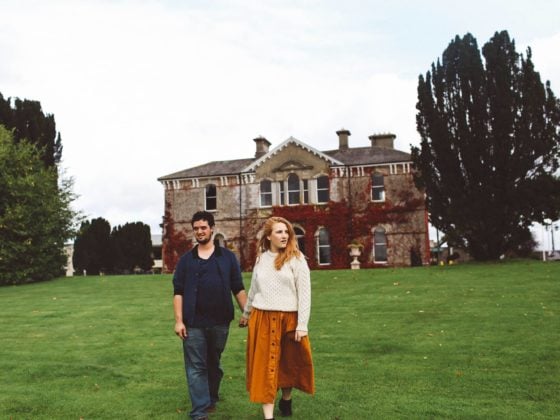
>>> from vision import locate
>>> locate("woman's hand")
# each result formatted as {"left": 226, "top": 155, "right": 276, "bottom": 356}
{"left": 295, "top": 330, "right": 307, "bottom": 342}
{"left": 239, "top": 316, "right": 248, "bottom": 327}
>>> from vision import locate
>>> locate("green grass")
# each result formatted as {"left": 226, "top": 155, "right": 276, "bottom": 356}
{"left": 1, "top": 260, "right": 559, "bottom": 419}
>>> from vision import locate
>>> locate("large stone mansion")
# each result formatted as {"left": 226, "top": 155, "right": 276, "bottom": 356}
{"left": 158, "top": 130, "right": 429, "bottom": 272}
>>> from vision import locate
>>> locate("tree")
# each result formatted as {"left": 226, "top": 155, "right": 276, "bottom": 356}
{"left": 111, "top": 222, "right": 153, "bottom": 273}
{"left": 413, "top": 31, "right": 560, "bottom": 260}
{"left": 72, "top": 218, "right": 113, "bottom": 275}
{"left": 73, "top": 219, "right": 154, "bottom": 275}
{"left": 0, "top": 126, "right": 77, "bottom": 285}
{"left": 0, "top": 92, "right": 62, "bottom": 168}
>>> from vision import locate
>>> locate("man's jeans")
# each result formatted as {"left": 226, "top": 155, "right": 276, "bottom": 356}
{"left": 182, "top": 325, "right": 229, "bottom": 420}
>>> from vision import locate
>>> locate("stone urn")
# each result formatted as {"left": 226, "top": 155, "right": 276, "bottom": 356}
{"left": 347, "top": 242, "right": 363, "bottom": 269}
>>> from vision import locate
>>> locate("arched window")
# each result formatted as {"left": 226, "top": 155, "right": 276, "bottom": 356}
{"left": 260, "top": 180, "right": 272, "bottom": 207}
{"left": 294, "top": 226, "right": 305, "bottom": 254}
{"left": 316, "top": 227, "right": 331, "bottom": 265}
{"left": 317, "top": 175, "right": 329, "bottom": 203}
{"left": 287, "top": 173, "right": 300, "bottom": 205}
{"left": 373, "top": 227, "right": 387, "bottom": 263}
{"left": 205, "top": 184, "right": 217, "bottom": 211}
{"left": 371, "top": 173, "right": 385, "bottom": 202}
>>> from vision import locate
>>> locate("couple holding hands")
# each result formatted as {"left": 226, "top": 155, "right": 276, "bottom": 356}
{"left": 173, "top": 211, "right": 314, "bottom": 420}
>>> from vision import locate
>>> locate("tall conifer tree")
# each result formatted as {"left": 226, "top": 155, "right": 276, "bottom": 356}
{"left": 0, "top": 93, "right": 62, "bottom": 168}
{"left": 413, "top": 31, "right": 560, "bottom": 260}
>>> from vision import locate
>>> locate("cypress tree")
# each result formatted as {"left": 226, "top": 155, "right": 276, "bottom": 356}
{"left": 413, "top": 31, "right": 560, "bottom": 260}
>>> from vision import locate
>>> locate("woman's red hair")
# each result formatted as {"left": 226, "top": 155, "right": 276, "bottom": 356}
{"left": 256, "top": 216, "right": 301, "bottom": 270}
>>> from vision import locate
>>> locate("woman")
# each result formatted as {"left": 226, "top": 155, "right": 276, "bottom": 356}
{"left": 240, "top": 216, "right": 315, "bottom": 419}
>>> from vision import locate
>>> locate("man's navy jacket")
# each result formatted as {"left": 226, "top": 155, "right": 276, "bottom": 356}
{"left": 172, "top": 245, "right": 244, "bottom": 327}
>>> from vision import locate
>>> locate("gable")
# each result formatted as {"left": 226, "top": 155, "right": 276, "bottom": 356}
{"left": 243, "top": 136, "right": 343, "bottom": 173}
{"left": 255, "top": 142, "right": 333, "bottom": 180}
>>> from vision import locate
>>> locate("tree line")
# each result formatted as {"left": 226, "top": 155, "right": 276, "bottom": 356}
{"left": 72, "top": 218, "right": 154, "bottom": 275}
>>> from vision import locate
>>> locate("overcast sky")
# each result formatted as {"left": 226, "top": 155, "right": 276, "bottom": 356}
{"left": 2, "top": 0, "right": 559, "bottom": 250}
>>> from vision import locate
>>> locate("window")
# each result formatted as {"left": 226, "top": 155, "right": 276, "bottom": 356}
{"left": 260, "top": 180, "right": 272, "bottom": 207}
{"left": 317, "top": 175, "right": 329, "bottom": 203}
{"left": 371, "top": 173, "right": 385, "bottom": 202}
{"left": 205, "top": 184, "right": 217, "bottom": 210}
{"left": 294, "top": 226, "right": 305, "bottom": 254}
{"left": 302, "top": 179, "right": 309, "bottom": 204}
{"left": 373, "top": 227, "right": 387, "bottom": 263}
{"left": 316, "top": 227, "right": 331, "bottom": 265}
{"left": 287, "top": 173, "right": 300, "bottom": 205}
{"left": 278, "top": 181, "right": 285, "bottom": 206}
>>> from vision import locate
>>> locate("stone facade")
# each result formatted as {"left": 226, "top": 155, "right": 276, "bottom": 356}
{"left": 158, "top": 130, "right": 429, "bottom": 272}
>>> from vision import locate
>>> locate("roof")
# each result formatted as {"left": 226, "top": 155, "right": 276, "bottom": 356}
{"left": 158, "top": 137, "right": 411, "bottom": 181}
{"left": 158, "top": 157, "right": 255, "bottom": 181}
{"left": 324, "top": 146, "right": 411, "bottom": 165}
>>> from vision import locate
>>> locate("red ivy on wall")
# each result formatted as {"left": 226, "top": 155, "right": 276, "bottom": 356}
{"left": 270, "top": 201, "right": 351, "bottom": 269}
{"left": 162, "top": 209, "right": 191, "bottom": 273}
{"left": 269, "top": 197, "right": 424, "bottom": 269}
{"left": 163, "top": 190, "right": 425, "bottom": 271}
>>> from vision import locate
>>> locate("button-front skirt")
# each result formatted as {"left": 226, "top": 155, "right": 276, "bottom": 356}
{"left": 246, "top": 308, "right": 315, "bottom": 403}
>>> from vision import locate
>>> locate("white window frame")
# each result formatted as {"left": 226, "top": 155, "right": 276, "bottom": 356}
{"left": 205, "top": 183, "right": 217, "bottom": 211}
{"left": 302, "top": 179, "right": 309, "bottom": 204}
{"left": 372, "top": 226, "right": 388, "bottom": 263}
{"left": 371, "top": 173, "right": 385, "bottom": 202}
{"left": 287, "top": 173, "right": 300, "bottom": 205}
{"left": 278, "top": 181, "right": 285, "bottom": 206}
{"left": 260, "top": 180, "right": 273, "bottom": 207}
{"left": 316, "top": 175, "right": 330, "bottom": 204}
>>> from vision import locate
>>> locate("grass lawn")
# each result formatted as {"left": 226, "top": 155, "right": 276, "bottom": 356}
{"left": 1, "top": 260, "right": 559, "bottom": 419}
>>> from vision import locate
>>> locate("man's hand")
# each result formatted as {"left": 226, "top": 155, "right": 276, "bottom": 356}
{"left": 175, "top": 322, "right": 187, "bottom": 340}
{"left": 238, "top": 316, "right": 248, "bottom": 328}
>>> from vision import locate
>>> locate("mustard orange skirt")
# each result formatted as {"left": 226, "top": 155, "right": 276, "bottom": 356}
{"left": 246, "top": 308, "right": 315, "bottom": 403}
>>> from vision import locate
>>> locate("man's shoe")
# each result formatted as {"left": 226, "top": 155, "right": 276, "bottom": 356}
{"left": 206, "top": 405, "right": 216, "bottom": 413}
{"left": 279, "top": 398, "right": 292, "bottom": 417}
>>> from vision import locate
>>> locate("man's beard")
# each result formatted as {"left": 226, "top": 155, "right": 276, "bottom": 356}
{"left": 196, "top": 236, "right": 212, "bottom": 245}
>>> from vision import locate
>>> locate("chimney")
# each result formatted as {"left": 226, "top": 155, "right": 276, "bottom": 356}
{"left": 369, "top": 133, "right": 396, "bottom": 149}
{"left": 336, "top": 129, "right": 351, "bottom": 150}
{"left": 254, "top": 136, "right": 271, "bottom": 158}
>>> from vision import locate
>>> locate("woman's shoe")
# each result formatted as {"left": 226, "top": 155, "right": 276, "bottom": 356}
{"left": 279, "top": 398, "right": 292, "bottom": 417}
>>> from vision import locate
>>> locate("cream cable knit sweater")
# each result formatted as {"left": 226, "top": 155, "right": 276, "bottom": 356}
{"left": 243, "top": 251, "right": 311, "bottom": 331}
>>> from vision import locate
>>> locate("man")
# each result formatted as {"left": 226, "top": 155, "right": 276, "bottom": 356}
{"left": 173, "top": 211, "right": 247, "bottom": 420}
